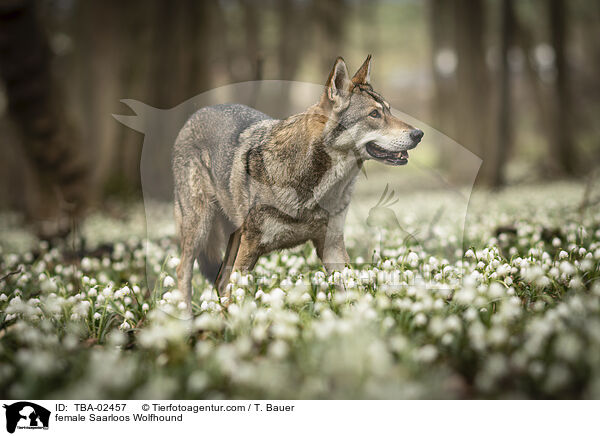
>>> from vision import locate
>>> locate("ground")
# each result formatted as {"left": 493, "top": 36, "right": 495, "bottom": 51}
{"left": 0, "top": 181, "right": 599, "bottom": 399}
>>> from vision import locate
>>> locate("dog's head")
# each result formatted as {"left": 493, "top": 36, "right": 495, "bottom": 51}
{"left": 319, "top": 55, "right": 423, "bottom": 165}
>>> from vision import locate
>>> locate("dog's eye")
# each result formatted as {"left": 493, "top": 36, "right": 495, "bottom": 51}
{"left": 369, "top": 110, "right": 381, "bottom": 119}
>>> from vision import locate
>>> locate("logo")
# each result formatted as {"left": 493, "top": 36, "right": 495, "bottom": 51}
{"left": 2, "top": 402, "right": 50, "bottom": 434}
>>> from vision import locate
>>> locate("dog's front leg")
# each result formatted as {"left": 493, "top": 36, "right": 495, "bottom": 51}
{"left": 320, "top": 235, "right": 349, "bottom": 273}
{"left": 216, "top": 230, "right": 259, "bottom": 306}
{"left": 215, "top": 229, "right": 242, "bottom": 304}
{"left": 314, "top": 212, "right": 350, "bottom": 274}
{"left": 314, "top": 231, "right": 349, "bottom": 295}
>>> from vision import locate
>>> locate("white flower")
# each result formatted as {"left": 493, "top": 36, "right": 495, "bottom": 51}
{"left": 568, "top": 277, "right": 583, "bottom": 290}
{"left": 268, "top": 340, "right": 289, "bottom": 359}
{"left": 167, "top": 257, "right": 180, "bottom": 269}
{"left": 414, "top": 313, "right": 427, "bottom": 326}
{"left": 230, "top": 271, "right": 241, "bottom": 284}
{"left": 163, "top": 275, "right": 176, "bottom": 288}
{"left": 40, "top": 278, "right": 58, "bottom": 293}
{"left": 407, "top": 252, "right": 419, "bottom": 267}
{"left": 521, "top": 266, "right": 544, "bottom": 283}
{"left": 102, "top": 286, "right": 113, "bottom": 297}
{"left": 119, "top": 321, "right": 131, "bottom": 330}
{"left": 81, "top": 257, "right": 92, "bottom": 271}
{"left": 488, "top": 282, "right": 505, "bottom": 299}
{"left": 559, "top": 261, "right": 575, "bottom": 275}
{"left": 416, "top": 344, "right": 438, "bottom": 363}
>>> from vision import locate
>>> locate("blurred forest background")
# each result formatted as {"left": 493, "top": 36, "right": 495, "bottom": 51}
{"left": 0, "top": 0, "right": 599, "bottom": 237}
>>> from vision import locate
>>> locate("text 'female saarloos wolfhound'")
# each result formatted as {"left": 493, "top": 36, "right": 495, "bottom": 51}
{"left": 172, "top": 55, "right": 424, "bottom": 314}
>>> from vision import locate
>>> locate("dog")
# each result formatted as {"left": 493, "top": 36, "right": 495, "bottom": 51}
{"left": 172, "top": 55, "right": 423, "bottom": 312}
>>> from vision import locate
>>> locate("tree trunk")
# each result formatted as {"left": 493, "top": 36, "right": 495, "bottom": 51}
{"left": 454, "top": 0, "right": 492, "bottom": 184}
{"left": 312, "top": 0, "right": 347, "bottom": 74}
{"left": 275, "top": 0, "right": 308, "bottom": 115}
{"left": 428, "top": 0, "right": 456, "bottom": 137}
{"left": 0, "top": 0, "right": 90, "bottom": 237}
{"left": 491, "top": 0, "right": 515, "bottom": 187}
{"left": 548, "top": 0, "right": 576, "bottom": 176}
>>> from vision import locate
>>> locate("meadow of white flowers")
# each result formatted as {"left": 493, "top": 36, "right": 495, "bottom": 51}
{"left": 0, "top": 181, "right": 599, "bottom": 399}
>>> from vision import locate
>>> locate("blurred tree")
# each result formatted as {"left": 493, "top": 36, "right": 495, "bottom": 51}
{"left": 514, "top": 0, "right": 579, "bottom": 179}
{"left": 548, "top": 0, "right": 576, "bottom": 176}
{"left": 240, "top": 0, "right": 263, "bottom": 107}
{"left": 275, "top": 0, "right": 308, "bottom": 114}
{"left": 428, "top": 0, "right": 456, "bottom": 140}
{"left": 240, "top": 0, "right": 261, "bottom": 76}
{"left": 454, "top": 0, "right": 493, "bottom": 185}
{"left": 0, "top": 0, "right": 90, "bottom": 237}
{"left": 312, "top": 0, "right": 347, "bottom": 74}
{"left": 429, "top": 0, "right": 464, "bottom": 182}
{"left": 72, "top": 0, "right": 130, "bottom": 197}
{"left": 491, "top": 0, "right": 516, "bottom": 187}
{"left": 574, "top": 2, "right": 600, "bottom": 168}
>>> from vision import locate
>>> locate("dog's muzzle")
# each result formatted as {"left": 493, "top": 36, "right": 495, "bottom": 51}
{"left": 366, "top": 142, "right": 409, "bottom": 165}
{"left": 365, "top": 129, "right": 423, "bottom": 166}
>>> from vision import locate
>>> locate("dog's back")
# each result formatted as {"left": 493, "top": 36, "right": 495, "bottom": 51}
{"left": 173, "top": 103, "right": 271, "bottom": 190}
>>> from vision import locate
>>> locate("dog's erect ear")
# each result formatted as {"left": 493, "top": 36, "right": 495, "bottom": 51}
{"left": 352, "top": 54, "right": 372, "bottom": 86}
{"left": 325, "top": 57, "right": 351, "bottom": 108}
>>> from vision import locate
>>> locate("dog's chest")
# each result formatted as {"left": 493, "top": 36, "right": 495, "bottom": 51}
{"left": 254, "top": 207, "right": 329, "bottom": 250}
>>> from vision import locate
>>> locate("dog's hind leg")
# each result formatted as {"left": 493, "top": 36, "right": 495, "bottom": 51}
{"left": 175, "top": 194, "right": 216, "bottom": 316}
{"left": 214, "top": 228, "right": 242, "bottom": 303}
{"left": 196, "top": 209, "right": 230, "bottom": 284}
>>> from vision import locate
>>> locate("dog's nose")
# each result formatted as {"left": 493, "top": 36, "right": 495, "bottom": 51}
{"left": 410, "top": 129, "right": 424, "bottom": 142}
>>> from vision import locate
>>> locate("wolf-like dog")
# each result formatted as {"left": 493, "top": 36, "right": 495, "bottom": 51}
{"left": 172, "top": 55, "right": 423, "bottom": 312}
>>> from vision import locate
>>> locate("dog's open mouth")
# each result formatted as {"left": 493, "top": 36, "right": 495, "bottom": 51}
{"left": 365, "top": 142, "right": 409, "bottom": 165}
